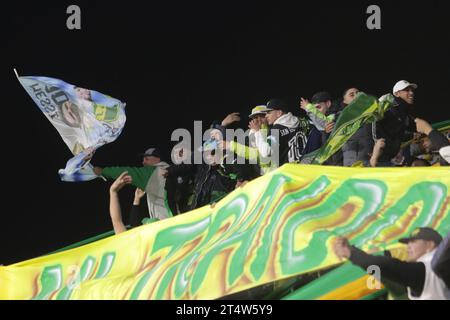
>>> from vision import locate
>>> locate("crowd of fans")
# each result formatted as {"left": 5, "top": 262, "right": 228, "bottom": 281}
{"left": 93, "top": 79, "right": 450, "bottom": 300}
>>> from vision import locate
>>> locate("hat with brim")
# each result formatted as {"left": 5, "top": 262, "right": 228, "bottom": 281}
{"left": 266, "top": 99, "right": 288, "bottom": 112}
{"left": 399, "top": 227, "right": 443, "bottom": 245}
{"left": 393, "top": 80, "right": 418, "bottom": 94}
{"left": 249, "top": 105, "right": 271, "bottom": 118}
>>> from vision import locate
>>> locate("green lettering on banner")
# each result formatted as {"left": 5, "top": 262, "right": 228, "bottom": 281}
{"left": 33, "top": 265, "right": 63, "bottom": 300}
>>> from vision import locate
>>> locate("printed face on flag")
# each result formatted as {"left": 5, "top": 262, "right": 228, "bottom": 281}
{"left": 17, "top": 74, "right": 127, "bottom": 181}
{"left": 60, "top": 101, "right": 82, "bottom": 128}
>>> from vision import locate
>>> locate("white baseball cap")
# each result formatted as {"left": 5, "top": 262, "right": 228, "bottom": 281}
{"left": 439, "top": 146, "right": 450, "bottom": 164}
{"left": 393, "top": 80, "right": 418, "bottom": 94}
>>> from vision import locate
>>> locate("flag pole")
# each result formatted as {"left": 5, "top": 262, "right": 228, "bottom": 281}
{"left": 13, "top": 68, "right": 20, "bottom": 79}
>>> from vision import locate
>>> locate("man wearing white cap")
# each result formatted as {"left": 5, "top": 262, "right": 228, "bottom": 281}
{"left": 393, "top": 80, "right": 418, "bottom": 104}
{"left": 371, "top": 80, "right": 419, "bottom": 166}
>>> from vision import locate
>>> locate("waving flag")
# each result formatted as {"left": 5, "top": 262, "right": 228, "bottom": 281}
{"left": 15, "top": 70, "right": 126, "bottom": 181}
{"left": 301, "top": 93, "right": 393, "bottom": 165}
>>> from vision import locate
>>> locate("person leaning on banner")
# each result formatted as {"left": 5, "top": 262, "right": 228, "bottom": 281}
{"left": 333, "top": 227, "right": 450, "bottom": 300}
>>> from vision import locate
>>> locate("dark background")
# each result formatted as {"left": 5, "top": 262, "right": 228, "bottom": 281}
{"left": 1, "top": 0, "right": 450, "bottom": 264}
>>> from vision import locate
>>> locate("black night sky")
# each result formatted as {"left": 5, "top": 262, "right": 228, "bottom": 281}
{"left": 2, "top": 0, "right": 450, "bottom": 265}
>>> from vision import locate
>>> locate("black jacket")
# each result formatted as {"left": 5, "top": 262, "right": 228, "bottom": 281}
{"left": 165, "top": 163, "right": 195, "bottom": 214}
{"left": 373, "top": 97, "right": 416, "bottom": 162}
{"left": 189, "top": 164, "right": 238, "bottom": 210}
{"left": 350, "top": 246, "right": 426, "bottom": 296}
{"left": 168, "top": 162, "right": 250, "bottom": 211}
{"left": 266, "top": 113, "right": 309, "bottom": 166}
{"left": 272, "top": 125, "right": 305, "bottom": 165}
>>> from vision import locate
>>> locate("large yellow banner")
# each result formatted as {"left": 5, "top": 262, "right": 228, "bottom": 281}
{"left": 1, "top": 164, "right": 450, "bottom": 299}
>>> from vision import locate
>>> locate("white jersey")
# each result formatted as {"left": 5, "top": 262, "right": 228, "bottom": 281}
{"left": 408, "top": 250, "right": 450, "bottom": 300}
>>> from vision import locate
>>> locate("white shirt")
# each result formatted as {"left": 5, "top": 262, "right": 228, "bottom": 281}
{"left": 408, "top": 250, "right": 450, "bottom": 300}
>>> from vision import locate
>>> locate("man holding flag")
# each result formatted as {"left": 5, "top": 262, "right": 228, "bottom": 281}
{"left": 16, "top": 70, "right": 174, "bottom": 221}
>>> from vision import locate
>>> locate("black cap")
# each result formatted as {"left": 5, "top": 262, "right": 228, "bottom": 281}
{"left": 266, "top": 99, "right": 288, "bottom": 112}
{"left": 140, "top": 147, "right": 161, "bottom": 158}
{"left": 311, "top": 91, "right": 332, "bottom": 104}
{"left": 399, "top": 227, "right": 443, "bottom": 245}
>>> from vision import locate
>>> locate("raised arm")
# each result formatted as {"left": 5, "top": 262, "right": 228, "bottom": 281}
{"left": 333, "top": 237, "right": 425, "bottom": 294}
{"left": 96, "top": 165, "right": 156, "bottom": 190}
{"left": 109, "top": 172, "right": 132, "bottom": 234}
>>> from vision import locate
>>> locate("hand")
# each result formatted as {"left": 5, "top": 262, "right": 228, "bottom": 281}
{"left": 300, "top": 98, "right": 310, "bottom": 110}
{"left": 249, "top": 118, "right": 262, "bottom": 131}
{"left": 110, "top": 172, "right": 132, "bottom": 193}
{"left": 218, "top": 140, "right": 230, "bottom": 150}
{"left": 135, "top": 188, "right": 145, "bottom": 199}
{"left": 333, "top": 237, "right": 352, "bottom": 260}
{"left": 94, "top": 166, "right": 103, "bottom": 176}
{"left": 133, "top": 187, "right": 146, "bottom": 205}
{"left": 83, "top": 148, "right": 95, "bottom": 161}
{"left": 415, "top": 118, "right": 433, "bottom": 136}
{"left": 221, "top": 112, "right": 240, "bottom": 127}
{"left": 325, "top": 122, "right": 335, "bottom": 134}
{"left": 161, "top": 168, "right": 169, "bottom": 178}
{"left": 370, "top": 138, "right": 386, "bottom": 167}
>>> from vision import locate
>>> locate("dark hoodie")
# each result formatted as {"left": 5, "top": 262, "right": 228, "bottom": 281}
{"left": 373, "top": 97, "right": 416, "bottom": 162}
{"left": 255, "top": 112, "right": 310, "bottom": 166}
